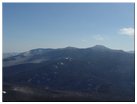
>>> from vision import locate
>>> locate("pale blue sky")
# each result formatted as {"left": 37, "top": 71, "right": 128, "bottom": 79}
{"left": 3, "top": 3, "right": 134, "bottom": 52}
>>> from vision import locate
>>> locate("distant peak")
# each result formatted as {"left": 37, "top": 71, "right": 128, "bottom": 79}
{"left": 93, "top": 45, "right": 107, "bottom": 48}
{"left": 65, "top": 46, "right": 77, "bottom": 49}
{"left": 91, "top": 45, "right": 110, "bottom": 50}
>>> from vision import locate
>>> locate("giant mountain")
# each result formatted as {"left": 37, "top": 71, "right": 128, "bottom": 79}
{"left": 3, "top": 45, "right": 135, "bottom": 101}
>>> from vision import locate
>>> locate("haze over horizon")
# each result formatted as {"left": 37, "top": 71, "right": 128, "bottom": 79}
{"left": 3, "top": 3, "right": 134, "bottom": 52}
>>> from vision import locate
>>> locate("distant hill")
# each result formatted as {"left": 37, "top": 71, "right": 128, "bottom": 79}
{"left": 3, "top": 45, "right": 135, "bottom": 101}
{"left": 127, "top": 51, "right": 134, "bottom": 54}
{"left": 3, "top": 52, "right": 19, "bottom": 59}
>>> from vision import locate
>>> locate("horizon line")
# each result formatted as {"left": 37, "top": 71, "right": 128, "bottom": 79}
{"left": 3, "top": 44, "right": 135, "bottom": 53}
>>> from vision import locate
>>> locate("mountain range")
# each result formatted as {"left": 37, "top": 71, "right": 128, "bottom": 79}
{"left": 3, "top": 45, "right": 135, "bottom": 102}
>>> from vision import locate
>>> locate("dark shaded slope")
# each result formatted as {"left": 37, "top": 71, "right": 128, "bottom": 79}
{"left": 3, "top": 84, "right": 100, "bottom": 102}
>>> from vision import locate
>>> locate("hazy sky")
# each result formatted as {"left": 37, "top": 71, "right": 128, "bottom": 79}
{"left": 3, "top": 3, "right": 134, "bottom": 52}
